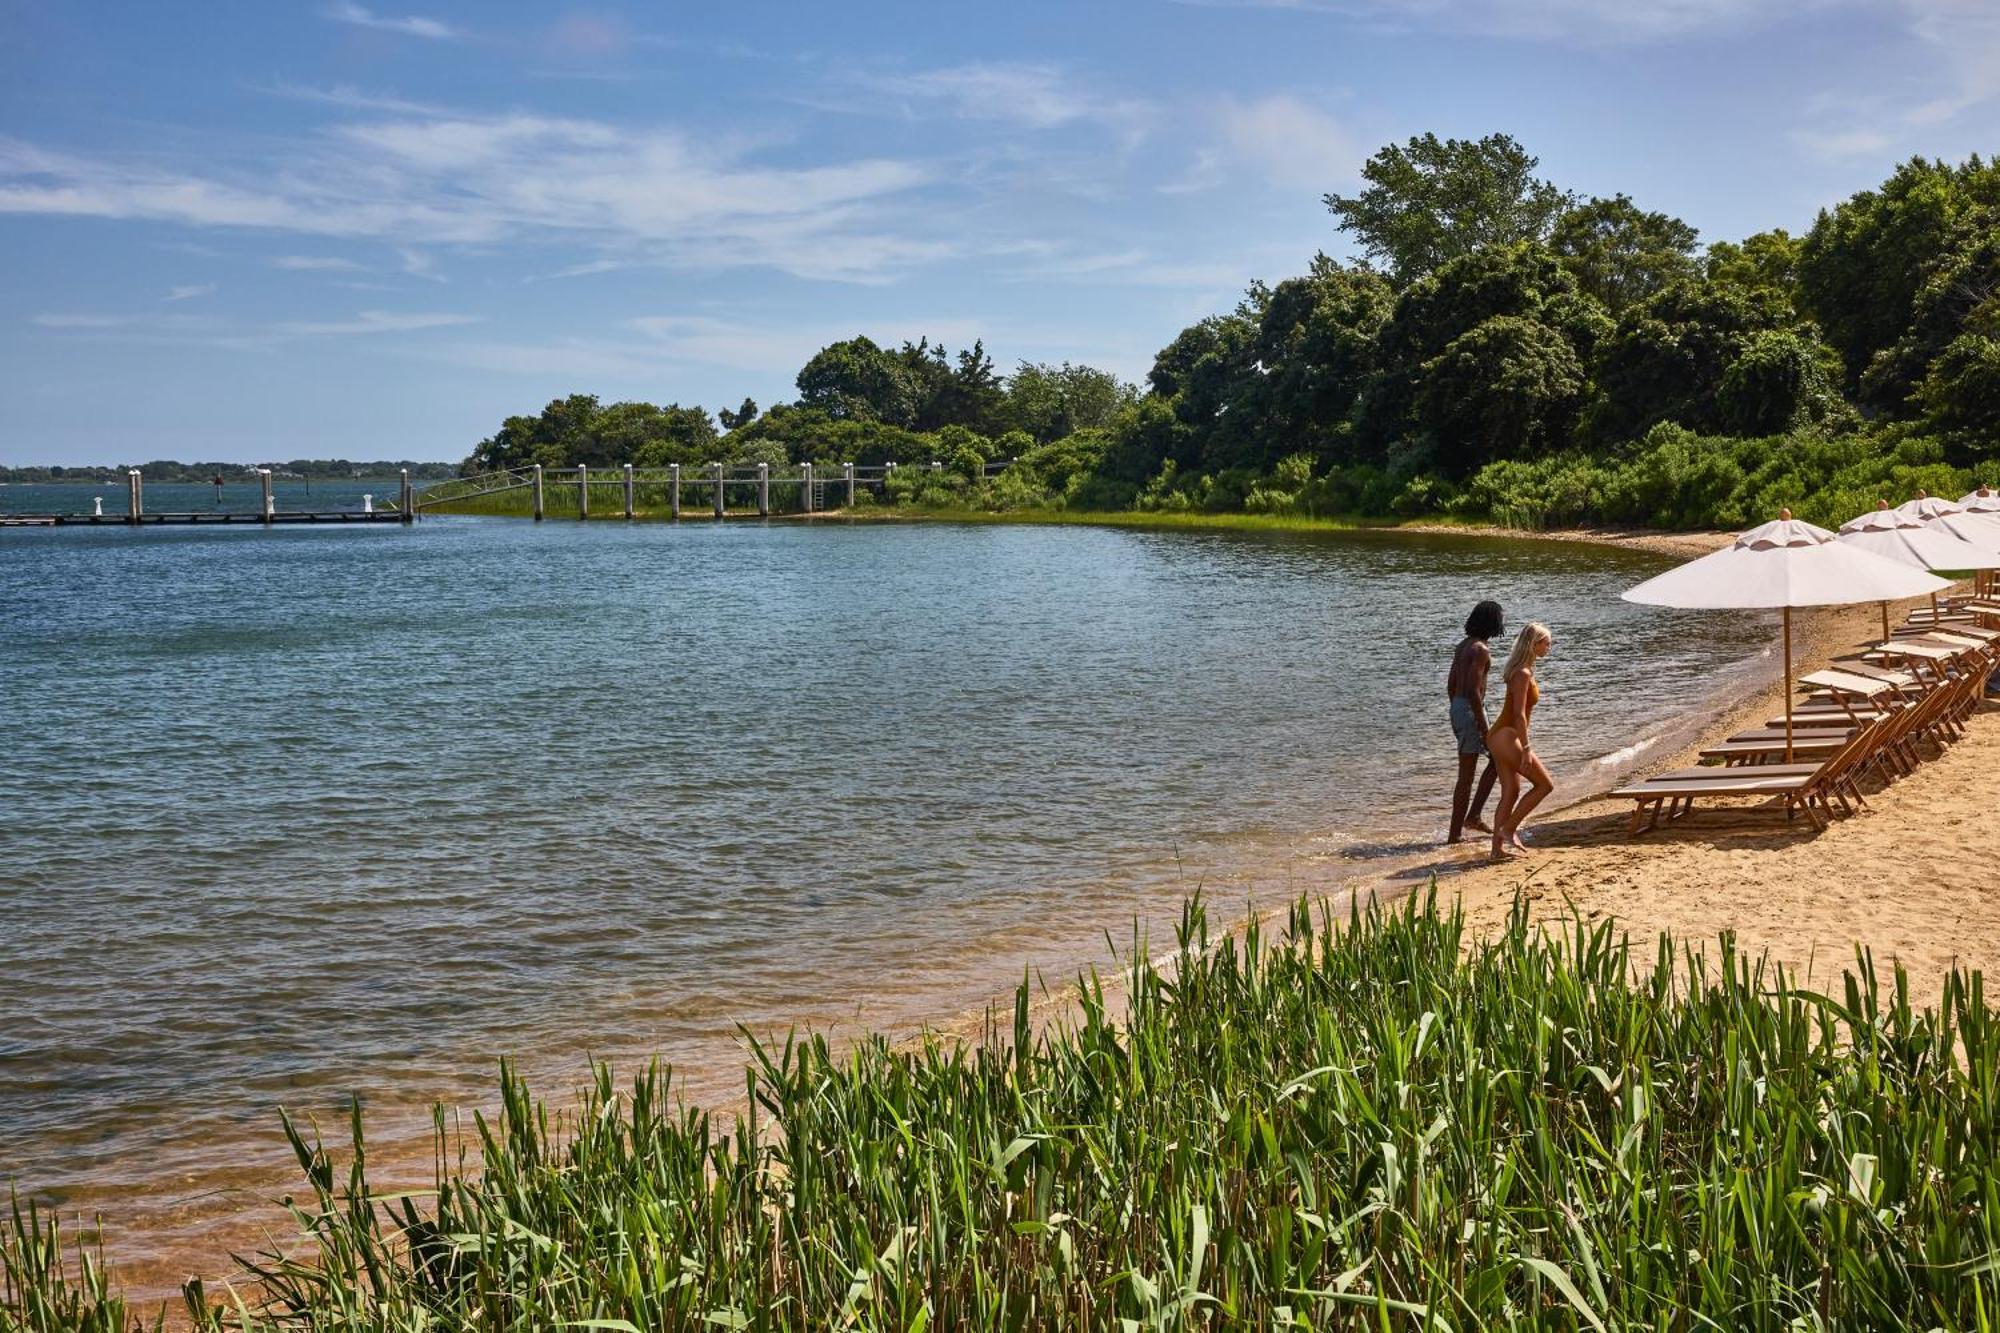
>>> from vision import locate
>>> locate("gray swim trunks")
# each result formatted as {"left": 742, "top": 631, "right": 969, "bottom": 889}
{"left": 1449, "top": 695, "right": 1486, "bottom": 757}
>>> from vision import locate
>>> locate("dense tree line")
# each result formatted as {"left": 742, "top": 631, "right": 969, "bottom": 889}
{"left": 463, "top": 136, "right": 2000, "bottom": 531}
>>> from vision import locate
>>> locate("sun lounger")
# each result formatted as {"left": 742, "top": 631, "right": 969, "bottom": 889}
{"left": 1700, "top": 731, "right": 1851, "bottom": 765}
{"left": 1615, "top": 716, "right": 1883, "bottom": 833}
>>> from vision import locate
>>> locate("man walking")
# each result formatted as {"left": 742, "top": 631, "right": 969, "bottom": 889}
{"left": 1447, "top": 600, "right": 1503, "bottom": 843}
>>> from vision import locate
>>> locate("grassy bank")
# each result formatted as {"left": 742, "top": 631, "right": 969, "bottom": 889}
{"left": 8, "top": 889, "right": 1998, "bottom": 1330}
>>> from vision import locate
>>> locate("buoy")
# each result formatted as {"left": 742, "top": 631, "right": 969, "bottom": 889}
{"left": 93, "top": 497, "right": 103, "bottom": 516}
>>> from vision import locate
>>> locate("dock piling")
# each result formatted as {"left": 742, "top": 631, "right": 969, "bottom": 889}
{"left": 712, "top": 462, "right": 724, "bottom": 518}
{"left": 670, "top": 463, "right": 681, "bottom": 518}
{"left": 758, "top": 463, "right": 770, "bottom": 516}
{"left": 127, "top": 470, "right": 141, "bottom": 525}
{"left": 802, "top": 462, "right": 814, "bottom": 514}
{"left": 578, "top": 464, "right": 590, "bottom": 520}
{"left": 623, "top": 463, "right": 635, "bottom": 519}
{"left": 844, "top": 462, "right": 855, "bottom": 508}
{"left": 260, "top": 469, "right": 274, "bottom": 525}
{"left": 532, "top": 464, "right": 545, "bottom": 521}
{"left": 400, "top": 468, "right": 413, "bottom": 524}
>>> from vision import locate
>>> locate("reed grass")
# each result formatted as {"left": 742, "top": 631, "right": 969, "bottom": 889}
{"left": 8, "top": 888, "right": 2000, "bottom": 1330}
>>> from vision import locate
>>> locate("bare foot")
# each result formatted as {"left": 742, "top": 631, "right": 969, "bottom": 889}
{"left": 1510, "top": 830, "right": 1531, "bottom": 850}
{"left": 1465, "top": 817, "right": 1492, "bottom": 834}
{"left": 1489, "top": 840, "right": 1522, "bottom": 862}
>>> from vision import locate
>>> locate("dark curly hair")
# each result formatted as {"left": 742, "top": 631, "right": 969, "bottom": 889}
{"left": 1464, "top": 600, "right": 1504, "bottom": 641}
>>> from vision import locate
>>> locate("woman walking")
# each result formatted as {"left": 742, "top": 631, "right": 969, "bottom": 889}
{"left": 1486, "top": 622, "right": 1554, "bottom": 861}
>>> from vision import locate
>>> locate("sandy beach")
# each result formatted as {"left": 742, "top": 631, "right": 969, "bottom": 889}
{"left": 1329, "top": 588, "right": 2000, "bottom": 1010}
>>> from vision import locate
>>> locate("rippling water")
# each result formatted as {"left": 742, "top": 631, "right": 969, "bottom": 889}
{"left": 0, "top": 513, "right": 1758, "bottom": 1286}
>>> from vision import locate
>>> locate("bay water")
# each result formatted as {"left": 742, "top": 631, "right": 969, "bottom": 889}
{"left": 0, "top": 512, "right": 1759, "bottom": 1286}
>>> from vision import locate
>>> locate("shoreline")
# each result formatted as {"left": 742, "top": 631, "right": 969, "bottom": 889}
{"left": 29, "top": 518, "right": 1968, "bottom": 1318}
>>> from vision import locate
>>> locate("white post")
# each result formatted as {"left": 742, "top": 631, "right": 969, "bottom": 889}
{"left": 623, "top": 462, "right": 635, "bottom": 519}
{"left": 670, "top": 463, "right": 681, "bottom": 519}
{"left": 362, "top": 493, "right": 373, "bottom": 514}
{"left": 802, "top": 462, "right": 814, "bottom": 514}
{"left": 260, "top": 469, "right": 274, "bottom": 525}
{"left": 578, "top": 464, "right": 590, "bottom": 519}
{"left": 758, "top": 462, "right": 770, "bottom": 516}
{"left": 400, "top": 468, "right": 413, "bottom": 524}
{"left": 127, "top": 470, "right": 141, "bottom": 524}
{"left": 532, "top": 464, "right": 545, "bottom": 521}
{"left": 712, "top": 462, "right": 725, "bottom": 517}
{"left": 844, "top": 462, "right": 855, "bottom": 508}
{"left": 93, "top": 496, "right": 103, "bottom": 517}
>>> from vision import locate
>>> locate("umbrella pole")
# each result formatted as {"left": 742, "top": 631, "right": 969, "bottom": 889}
{"left": 1881, "top": 601, "right": 1890, "bottom": 642}
{"left": 1783, "top": 606, "right": 1794, "bottom": 763}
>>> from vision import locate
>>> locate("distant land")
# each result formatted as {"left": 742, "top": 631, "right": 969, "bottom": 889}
{"left": 0, "top": 460, "right": 459, "bottom": 484}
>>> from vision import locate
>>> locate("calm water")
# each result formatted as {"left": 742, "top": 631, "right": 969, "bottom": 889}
{"left": 0, "top": 515, "right": 1759, "bottom": 1283}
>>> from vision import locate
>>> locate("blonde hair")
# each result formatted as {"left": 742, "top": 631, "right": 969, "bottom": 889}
{"left": 1501, "top": 621, "right": 1551, "bottom": 687}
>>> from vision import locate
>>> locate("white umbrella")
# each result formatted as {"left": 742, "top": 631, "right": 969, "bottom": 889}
{"left": 1958, "top": 485, "right": 2000, "bottom": 514}
{"left": 1836, "top": 501, "right": 2000, "bottom": 638}
{"left": 1895, "top": 490, "right": 2000, "bottom": 597}
{"left": 1624, "top": 510, "right": 1950, "bottom": 758}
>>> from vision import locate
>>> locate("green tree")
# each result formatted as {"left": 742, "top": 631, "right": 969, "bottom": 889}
{"left": 923, "top": 340, "right": 1006, "bottom": 433}
{"left": 1324, "top": 132, "right": 1574, "bottom": 285}
{"left": 1714, "top": 330, "right": 1843, "bottom": 436}
{"left": 1255, "top": 256, "right": 1396, "bottom": 464}
{"left": 1549, "top": 194, "right": 1699, "bottom": 312}
{"left": 1415, "top": 315, "right": 1588, "bottom": 473}
{"left": 1796, "top": 155, "right": 2000, "bottom": 400}
{"left": 1359, "top": 243, "right": 1605, "bottom": 460}
{"left": 796, "top": 337, "right": 916, "bottom": 423}
{"left": 1917, "top": 334, "right": 2000, "bottom": 456}
{"left": 718, "top": 397, "right": 759, "bottom": 432}
{"left": 1705, "top": 229, "right": 1800, "bottom": 298}
{"left": 1005, "top": 361, "right": 1137, "bottom": 443}
{"left": 1589, "top": 279, "right": 1800, "bottom": 439}
{"left": 1864, "top": 205, "right": 2000, "bottom": 417}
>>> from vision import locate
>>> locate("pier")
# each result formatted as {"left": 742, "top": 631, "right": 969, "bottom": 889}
{"left": 3, "top": 460, "right": 1016, "bottom": 527}
{"left": 1, "top": 469, "right": 417, "bottom": 527}
{"left": 413, "top": 460, "right": 978, "bottom": 519}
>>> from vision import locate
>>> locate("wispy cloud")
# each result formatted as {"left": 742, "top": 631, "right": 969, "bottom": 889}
{"left": 1900, "top": 0, "right": 2000, "bottom": 120}
{"left": 0, "top": 102, "right": 939, "bottom": 283}
{"left": 32, "top": 307, "right": 476, "bottom": 345}
{"left": 1170, "top": 0, "right": 1816, "bottom": 42}
{"left": 274, "top": 310, "right": 477, "bottom": 336}
{"left": 322, "top": 3, "right": 458, "bottom": 41}
{"left": 1790, "top": 1, "right": 2000, "bottom": 162}
{"left": 1215, "top": 95, "right": 1359, "bottom": 189}
{"left": 163, "top": 283, "right": 216, "bottom": 302}
{"left": 270, "top": 254, "right": 362, "bottom": 271}
{"left": 858, "top": 62, "right": 1155, "bottom": 136}
{"left": 397, "top": 247, "right": 443, "bottom": 282}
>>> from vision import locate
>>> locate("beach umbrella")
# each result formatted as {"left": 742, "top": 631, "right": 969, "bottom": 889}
{"left": 1836, "top": 501, "right": 2000, "bottom": 636}
{"left": 1623, "top": 510, "right": 1949, "bottom": 759}
{"left": 1896, "top": 490, "right": 2000, "bottom": 596}
{"left": 1958, "top": 485, "right": 2000, "bottom": 514}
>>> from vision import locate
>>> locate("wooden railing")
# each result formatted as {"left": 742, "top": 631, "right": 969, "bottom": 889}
{"left": 417, "top": 460, "right": 1016, "bottom": 519}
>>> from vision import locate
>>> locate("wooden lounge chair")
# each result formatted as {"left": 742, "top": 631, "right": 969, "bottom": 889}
{"left": 1615, "top": 716, "right": 1883, "bottom": 834}
{"left": 1700, "top": 730, "right": 1852, "bottom": 765}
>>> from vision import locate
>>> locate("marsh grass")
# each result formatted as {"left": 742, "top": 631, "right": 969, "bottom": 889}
{"left": 9, "top": 889, "right": 2000, "bottom": 1330}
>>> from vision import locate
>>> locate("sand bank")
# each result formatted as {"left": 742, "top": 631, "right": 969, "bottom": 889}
{"left": 1320, "top": 593, "right": 2000, "bottom": 1010}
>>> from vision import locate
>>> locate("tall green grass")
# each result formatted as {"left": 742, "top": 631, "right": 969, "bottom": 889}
{"left": 9, "top": 889, "right": 2000, "bottom": 1329}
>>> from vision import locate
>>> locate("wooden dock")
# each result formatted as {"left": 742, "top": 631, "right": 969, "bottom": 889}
{"left": 0, "top": 468, "right": 416, "bottom": 529}
{"left": 1, "top": 510, "right": 409, "bottom": 527}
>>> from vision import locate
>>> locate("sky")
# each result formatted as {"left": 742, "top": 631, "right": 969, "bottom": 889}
{"left": 1, "top": 1, "right": 1994, "bottom": 466}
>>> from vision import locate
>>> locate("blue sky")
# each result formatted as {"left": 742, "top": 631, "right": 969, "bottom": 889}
{"left": 2, "top": 0, "right": 1993, "bottom": 465}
